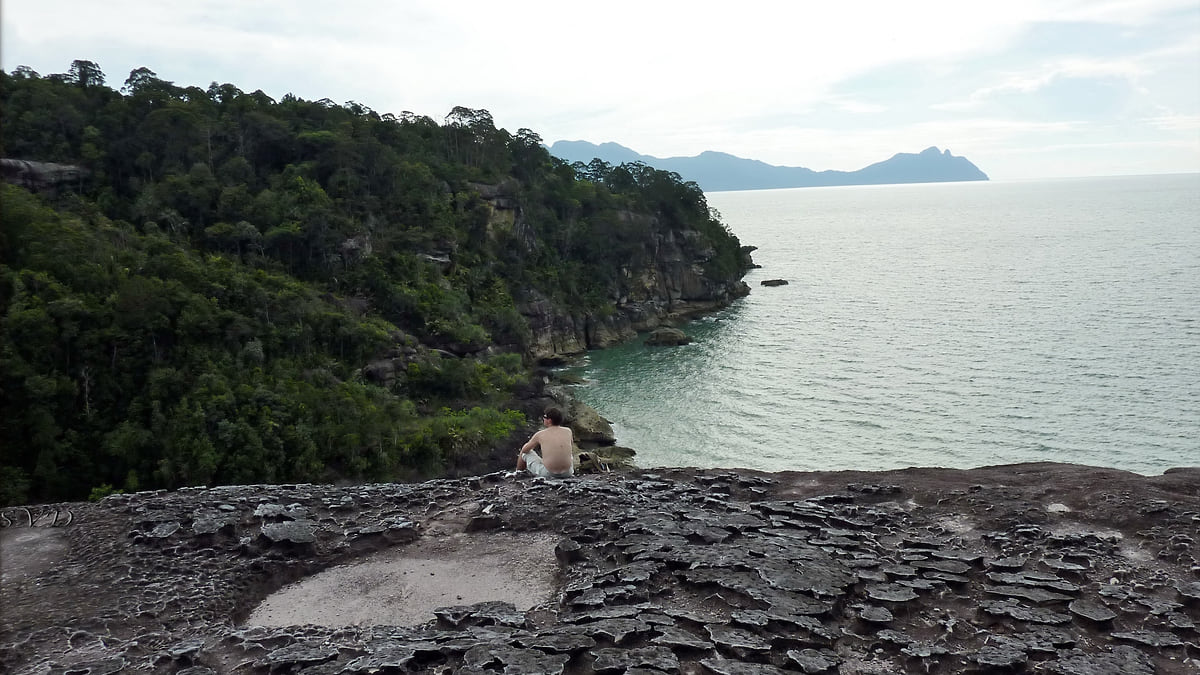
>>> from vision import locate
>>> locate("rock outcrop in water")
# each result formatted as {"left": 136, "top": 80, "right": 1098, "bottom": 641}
{"left": 1, "top": 463, "right": 1197, "bottom": 674}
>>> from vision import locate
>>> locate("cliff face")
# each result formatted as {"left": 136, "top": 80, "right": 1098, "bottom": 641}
{"left": 0, "top": 158, "right": 88, "bottom": 195}
{"left": 517, "top": 210, "right": 752, "bottom": 361}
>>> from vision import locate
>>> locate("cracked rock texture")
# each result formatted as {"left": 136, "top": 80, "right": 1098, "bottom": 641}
{"left": 1, "top": 462, "right": 1197, "bottom": 674}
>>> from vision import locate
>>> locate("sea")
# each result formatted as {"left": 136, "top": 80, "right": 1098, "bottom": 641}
{"left": 567, "top": 174, "right": 1200, "bottom": 475}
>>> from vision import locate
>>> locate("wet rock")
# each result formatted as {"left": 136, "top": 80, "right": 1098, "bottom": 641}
{"left": 699, "top": 657, "right": 792, "bottom": 674}
{"left": 651, "top": 625, "right": 716, "bottom": 650}
{"left": 985, "top": 585, "right": 1073, "bottom": 605}
{"left": 1165, "top": 611, "right": 1194, "bottom": 629}
{"left": 516, "top": 630, "right": 597, "bottom": 653}
{"left": 1042, "top": 557, "right": 1089, "bottom": 573}
{"left": 1138, "top": 500, "right": 1170, "bottom": 514}
{"left": 466, "top": 513, "right": 503, "bottom": 531}
{"left": 258, "top": 642, "right": 338, "bottom": 669}
{"left": 1043, "top": 645, "right": 1154, "bottom": 675}
{"left": 911, "top": 559, "right": 971, "bottom": 575}
{"left": 149, "top": 521, "right": 181, "bottom": 538}
{"left": 55, "top": 657, "right": 126, "bottom": 674}
{"left": 1097, "top": 583, "right": 1139, "bottom": 601}
{"left": 846, "top": 483, "right": 901, "bottom": 495}
{"left": 986, "top": 571, "right": 1080, "bottom": 594}
{"left": 645, "top": 327, "right": 692, "bottom": 347}
{"left": 756, "top": 558, "right": 856, "bottom": 596}
{"left": 1134, "top": 596, "right": 1181, "bottom": 615}
{"left": 929, "top": 548, "right": 985, "bottom": 565}
{"left": 981, "top": 599, "right": 1072, "bottom": 624}
{"left": 865, "top": 583, "right": 919, "bottom": 603}
{"left": 1176, "top": 580, "right": 1200, "bottom": 602}
{"left": 342, "top": 646, "right": 417, "bottom": 671}
{"left": 985, "top": 555, "right": 1028, "bottom": 571}
{"left": 583, "top": 617, "right": 654, "bottom": 644}
{"left": 706, "top": 624, "right": 772, "bottom": 653}
{"left": 463, "top": 644, "right": 569, "bottom": 674}
{"left": 191, "top": 510, "right": 236, "bottom": 535}
{"left": 166, "top": 638, "right": 206, "bottom": 659}
{"left": 972, "top": 643, "right": 1029, "bottom": 669}
{"left": 858, "top": 605, "right": 894, "bottom": 623}
{"left": 923, "top": 571, "right": 971, "bottom": 585}
{"left": 259, "top": 519, "right": 316, "bottom": 544}
{"left": 592, "top": 646, "right": 680, "bottom": 673}
{"left": 1111, "top": 630, "right": 1185, "bottom": 648}
{"left": 874, "top": 629, "right": 916, "bottom": 648}
{"left": 900, "top": 641, "right": 951, "bottom": 658}
{"left": 786, "top": 648, "right": 840, "bottom": 673}
{"left": 881, "top": 563, "right": 918, "bottom": 579}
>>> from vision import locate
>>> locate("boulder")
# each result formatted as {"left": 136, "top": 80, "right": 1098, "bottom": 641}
{"left": 645, "top": 327, "right": 692, "bottom": 347}
{"left": 545, "top": 387, "right": 616, "bottom": 447}
{"left": 577, "top": 446, "right": 637, "bottom": 473}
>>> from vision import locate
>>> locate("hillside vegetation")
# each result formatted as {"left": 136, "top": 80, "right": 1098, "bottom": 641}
{"left": 0, "top": 60, "right": 746, "bottom": 505}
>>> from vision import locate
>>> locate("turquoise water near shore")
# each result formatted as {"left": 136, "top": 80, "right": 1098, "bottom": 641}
{"left": 569, "top": 174, "right": 1200, "bottom": 475}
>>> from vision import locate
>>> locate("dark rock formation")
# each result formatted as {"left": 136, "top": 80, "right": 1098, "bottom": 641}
{"left": 644, "top": 327, "right": 692, "bottom": 347}
{"left": 516, "top": 215, "right": 751, "bottom": 361}
{"left": 0, "top": 158, "right": 88, "bottom": 195}
{"left": 2, "top": 463, "right": 1197, "bottom": 674}
{"left": 544, "top": 385, "right": 616, "bottom": 448}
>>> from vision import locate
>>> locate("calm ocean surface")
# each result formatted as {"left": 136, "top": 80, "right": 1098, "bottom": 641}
{"left": 569, "top": 174, "right": 1200, "bottom": 475}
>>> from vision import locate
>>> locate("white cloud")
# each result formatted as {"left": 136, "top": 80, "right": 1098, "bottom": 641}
{"left": 2, "top": 0, "right": 1198, "bottom": 178}
{"left": 932, "top": 58, "right": 1147, "bottom": 112}
{"left": 1144, "top": 115, "right": 1200, "bottom": 132}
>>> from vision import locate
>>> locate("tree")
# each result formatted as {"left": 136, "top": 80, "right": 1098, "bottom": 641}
{"left": 122, "top": 67, "right": 159, "bottom": 95}
{"left": 67, "top": 60, "right": 105, "bottom": 89}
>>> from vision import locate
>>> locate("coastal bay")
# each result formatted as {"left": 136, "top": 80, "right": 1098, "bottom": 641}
{"left": 571, "top": 175, "right": 1200, "bottom": 475}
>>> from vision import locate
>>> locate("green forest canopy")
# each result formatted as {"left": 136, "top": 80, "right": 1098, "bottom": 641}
{"left": 0, "top": 60, "right": 746, "bottom": 505}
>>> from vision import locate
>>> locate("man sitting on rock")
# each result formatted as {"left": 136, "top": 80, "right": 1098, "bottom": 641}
{"left": 516, "top": 407, "right": 575, "bottom": 478}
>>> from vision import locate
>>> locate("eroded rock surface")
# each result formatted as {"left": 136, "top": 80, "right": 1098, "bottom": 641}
{"left": 1, "top": 463, "right": 1197, "bottom": 673}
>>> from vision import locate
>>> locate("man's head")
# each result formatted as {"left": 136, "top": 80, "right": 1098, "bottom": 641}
{"left": 543, "top": 407, "right": 564, "bottom": 426}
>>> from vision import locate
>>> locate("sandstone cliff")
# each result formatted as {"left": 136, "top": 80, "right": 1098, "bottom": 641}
{"left": 514, "top": 209, "right": 752, "bottom": 362}
{"left": 0, "top": 158, "right": 88, "bottom": 195}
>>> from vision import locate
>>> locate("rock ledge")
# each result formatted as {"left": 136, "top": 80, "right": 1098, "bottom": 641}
{"left": 2, "top": 462, "right": 1197, "bottom": 674}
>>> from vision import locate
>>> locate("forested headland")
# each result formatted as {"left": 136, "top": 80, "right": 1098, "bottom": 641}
{"left": 0, "top": 60, "right": 750, "bottom": 506}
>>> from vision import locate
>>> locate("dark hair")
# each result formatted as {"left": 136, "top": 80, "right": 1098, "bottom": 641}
{"left": 543, "top": 407, "right": 564, "bottom": 426}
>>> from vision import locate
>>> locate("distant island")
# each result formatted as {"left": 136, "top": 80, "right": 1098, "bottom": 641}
{"left": 548, "top": 141, "right": 989, "bottom": 192}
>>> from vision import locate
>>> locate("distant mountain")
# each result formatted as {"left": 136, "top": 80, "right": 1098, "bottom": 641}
{"left": 548, "top": 141, "right": 988, "bottom": 192}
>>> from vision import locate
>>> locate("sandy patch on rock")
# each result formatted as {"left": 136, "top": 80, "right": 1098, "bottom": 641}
{"left": 245, "top": 530, "right": 560, "bottom": 628}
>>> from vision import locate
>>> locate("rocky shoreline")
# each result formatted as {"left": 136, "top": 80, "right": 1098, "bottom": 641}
{"left": 2, "top": 462, "right": 1197, "bottom": 674}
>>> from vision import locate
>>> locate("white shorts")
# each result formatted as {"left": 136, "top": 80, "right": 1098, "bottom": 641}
{"left": 525, "top": 451, "right": 573, "bottom": 479}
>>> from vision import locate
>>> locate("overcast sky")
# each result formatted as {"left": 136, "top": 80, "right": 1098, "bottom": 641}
{"left": 3, "top": 1, "right": 1198, "bottom": 179}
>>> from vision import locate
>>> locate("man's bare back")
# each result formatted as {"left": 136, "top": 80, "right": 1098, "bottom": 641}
{"left": 517, "top": 407, "right": 574, "bottom": 477}
{"left": 526, "top": 425, "right": 573, "bottom": 474}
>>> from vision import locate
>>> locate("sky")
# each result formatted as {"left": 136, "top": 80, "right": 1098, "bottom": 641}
{"left": 3, "top": 1, "right": 1199, "bottom": 179}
